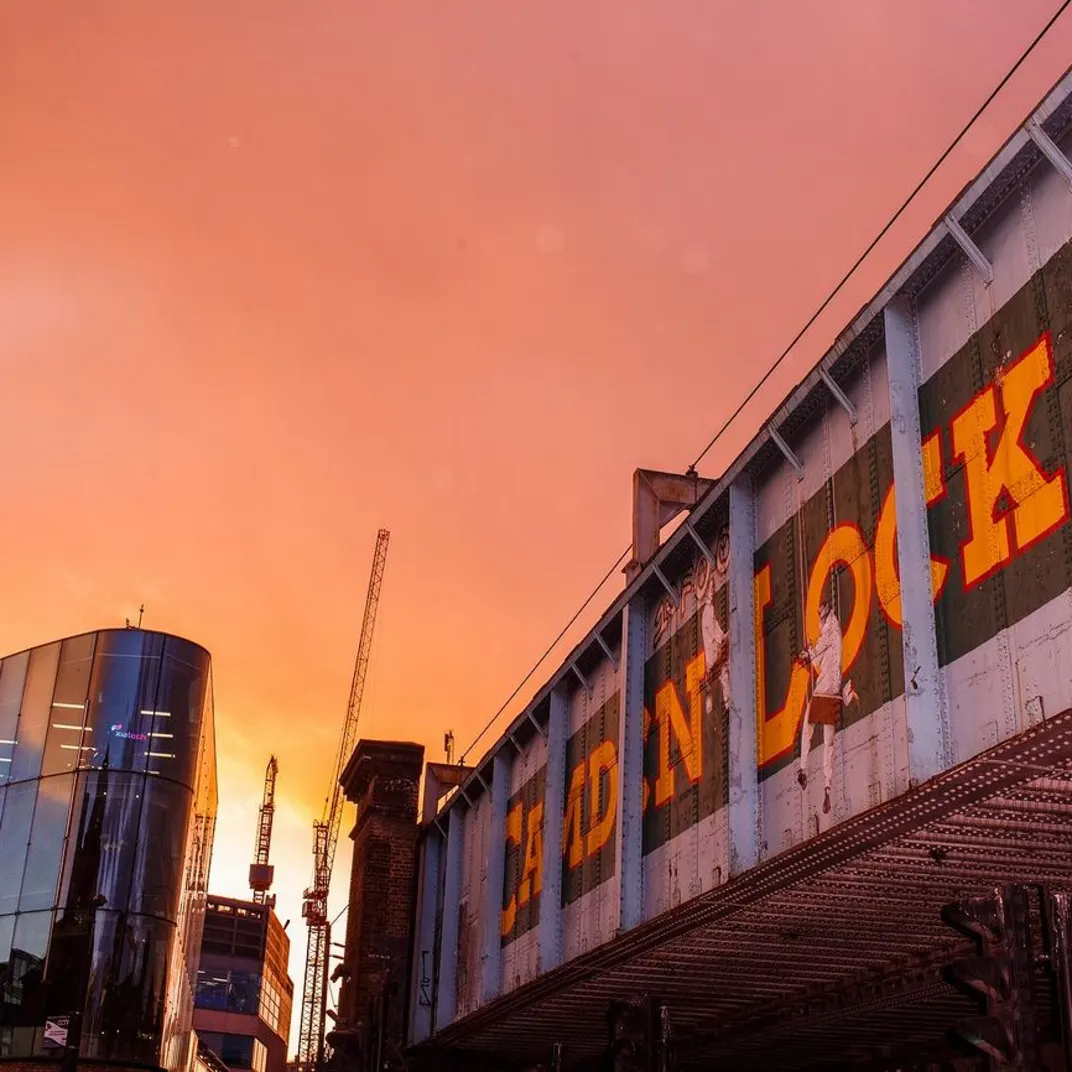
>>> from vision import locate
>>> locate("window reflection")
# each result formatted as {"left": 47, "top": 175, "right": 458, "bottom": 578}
{"left": 80, "top": 912, "right": 174, "bottom": 1065}
{"left": 152, "top": 642, "right": 209, "bottom": 789}
{"left": 41, "top": 635, "right": 96, "bottom": 778}
{"left": 0, "top": 653, "right": 28, "bottom": 782}
{"left": 9, "top": 643, "right": 59, "bottom": 784}
{"left": 131, "top": 776, "right": 193, "bottom": 921}
{"left": 0, "top": 784, "right": 35, "bottom": 914}
{"left": 85, "top": 632, "right": 164, "bottom": 775}
{"left": 59, "top": 771, "right": 147, "bottom": 916}
{"left": 20, "top": 775, "right": 75, "bottom": 911}
{"left": 0, "top": 911, "right": 52, "bottom": 1057}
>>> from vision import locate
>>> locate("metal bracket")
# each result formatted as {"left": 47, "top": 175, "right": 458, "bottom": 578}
{"left": 652, "top": 564, "right": 678, "bottom": 600}
{"left": 474, "top": 769, "right": 491, "bottom": 794}
{"left": 943, "top": 213, "right": 994, "bottom": 285}
{"left": 1026, "top": 116, "right": 1072, "bottom": 190}
{"left": 506, "top": 731, "right": 524, "bottom": 754}
{"left": 593, "top": 630, "right": 619, "bottom": 671}
{"left": 570, "top": 661, "right": 591, "bottom": 693}
{"left": 525, "top": 709, "right": 547, "bottom": 739}
{"left": 433, "top": 817, "right": 447, "bottom": 838}
{"left": 768, "top": 425, "right": 804, "bottom": 480}
{"left": 684, "top": 520, "right": 716, "bottom": 565}
{"left": 457, "top": 785, "right": 474, "bottom": 808}
{"left": 819, "top": 368, "right": 858, "bottom": 425}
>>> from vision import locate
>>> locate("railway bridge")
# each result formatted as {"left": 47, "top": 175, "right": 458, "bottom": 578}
{"left": 399, "top": 69, "right": 1072, "bottom": 1070}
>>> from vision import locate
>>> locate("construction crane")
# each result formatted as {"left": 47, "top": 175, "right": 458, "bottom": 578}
{"left": 248, "top": 756, "right": 278, "bottom": 907}
{"left": 296, "top": 528, "right": 391, "bottom": 1072}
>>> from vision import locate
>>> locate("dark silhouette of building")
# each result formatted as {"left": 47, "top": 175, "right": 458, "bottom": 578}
{"left": 193, "top": 895, "right": 293, "bottom": 1072}
{"left": 331, "top": 740, "right": 424, "bottom": 1071}
{"left": 0, "top": 628, "right": 218, "bottom": 1071}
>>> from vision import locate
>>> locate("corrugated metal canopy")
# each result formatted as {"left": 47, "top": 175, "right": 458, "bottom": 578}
{"left": 412, "top": 709, "right": 1072, "bottom": 1069}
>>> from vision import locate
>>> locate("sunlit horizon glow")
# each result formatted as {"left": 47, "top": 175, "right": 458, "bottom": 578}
{"left": 4, "top": 0, "right": 1071, "bottom": 1056}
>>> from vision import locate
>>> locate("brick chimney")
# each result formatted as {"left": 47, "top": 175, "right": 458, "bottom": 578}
{"left": 336, "top": 739, "right": 425, "bottom": 1058}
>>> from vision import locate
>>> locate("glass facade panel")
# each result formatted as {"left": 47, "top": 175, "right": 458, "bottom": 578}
{"left": 0, "top": 783, "right": 35, "bottom": 914}
{"left": 19, "top": 774, "right": 74, "bottom": 911}
{"left": 152, "top": 640, "right": 209, "bottom": 789}
{"left": 85, "top": 630, "right": 164, "bottom": 774}
{"left": 80, "top": 912, "right": 174, "bottom": 1064}
{"left": 0, "top": 653, "right": 28, "bottom": 782}
{"left": 41, "top": 635, "right": 96, "bottom": 777}
{"left": 0, "top": 910, "right": 52, "bottom": 1057}
{"left": 131, "top": 775, "right": 193, "bottom": 921}
{"left": 58, "top": 771, "right": 147, "bottom": 915}
{"left": 9, "top": 642, "right": 59, "bottom": 784}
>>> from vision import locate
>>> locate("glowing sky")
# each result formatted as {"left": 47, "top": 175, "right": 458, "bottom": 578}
{"left": 3, "top": 0, "right": 1071, "bottom": 1053}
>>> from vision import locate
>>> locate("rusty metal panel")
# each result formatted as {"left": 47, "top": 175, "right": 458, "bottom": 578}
{"left": 454, "top": 790, "right": 490, "bottom": 1018}
{"left": 561, "top": 654, "right": 621, "bottom": 962}
{"left": 642, "top": 529, "right": 731, "bottom": 919}
{"left": 499, "top": 724, "right": 547, "bottom": 994}
{"left": 754, "top": 355, "right": 900, "bottom": 857}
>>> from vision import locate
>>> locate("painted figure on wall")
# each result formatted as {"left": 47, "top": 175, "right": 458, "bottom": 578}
{"left": 700, "top": 583, "right": 729, "bottom": 715}
{"left": 795, "top": 598, "right": 858, "bottom": 813}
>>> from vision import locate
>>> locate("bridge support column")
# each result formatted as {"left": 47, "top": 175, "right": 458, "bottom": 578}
{"left": 539, "top": 686, "right": 568, "bottom": 972}
{"left": 408, "top": 826, "right": 441, "bottom": 1044}
{"left": 481, "top": 749, "right": 510, "bottom": 1004}
{"left": 728, "top": 478, "right": 759, "bottom": 875}
{"left": 434, "top": 803, "right": 464, "bottom": 1032}
{"left": 884, "top": 297, "right": 948, "bottom": 785}
{"left": 616, "top": 596, "right": 646, "bottom": 932}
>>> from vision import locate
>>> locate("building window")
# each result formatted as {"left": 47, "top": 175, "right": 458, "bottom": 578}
{"left": 194, "top": 971, "right": 229, "bottom": 1011}
{"left": 195, "top": 969, "right": 261, "bottom": 1015}
{"left": 199, "top": 1033, "right": 259, "bottom": 1070}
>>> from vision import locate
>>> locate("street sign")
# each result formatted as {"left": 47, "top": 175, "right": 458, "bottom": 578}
{"left": 43, "top": 1016, "right": 70, "bottom": 1048}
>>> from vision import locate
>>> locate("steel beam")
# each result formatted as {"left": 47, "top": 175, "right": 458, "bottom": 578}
{"left": 408, "top": 828, "right": 442, "bottom": 1044}
{"left": 943, "top": 213, "right": 994, "bottom": 285}
{"left": 434, "top": 804, "right": 465, "bottom": 1032}
{"left": 884, "top": 297, "right": 948, "bottom": 784}
{"left": 767, "top": 425, "right": 804, "bottom": 479}
{"left": 1026, "top": 116, "right": 1072, "bottom": 190}
{"left": 593, "top": 630, "right": 619, "bottom": 671}
{"left": 652, "top": 564, "right": 677, "bottom": 600}
{"left": 685, "top": 520, "right": 716, "bottom": 565}
{"left": 539, "top": 686, "right": 568, "bottom": 972}
{"left": 819, "top": 368, "right": 858, "bottom": 425}
{"left": 481, "top": 750, "right": 510, "bottom": 1005}
{"left": 570, "top": 662, "right": 590, "bottom": 693}
{"left": 615, "top": 594, "right": 647, "bottom": 931}
{"left": 727, "top": 478, "right": 759, "bottom": 876}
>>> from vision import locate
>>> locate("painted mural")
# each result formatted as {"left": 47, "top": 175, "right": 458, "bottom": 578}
{"left": 755, "top": 238, "right": 1072, "bottom": 812}
{"left": 642, "top": 539, "right": 730, "bottom": 854}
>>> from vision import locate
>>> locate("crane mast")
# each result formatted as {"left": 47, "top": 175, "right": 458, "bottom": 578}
{"left": 249, "top": 755, "right": 278, "bottom": 907}
{"left": 296, "top": 528, "right": 391, "bottom": 1072}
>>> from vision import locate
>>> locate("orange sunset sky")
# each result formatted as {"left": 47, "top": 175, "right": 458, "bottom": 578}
{"left": 4, "top": 0, "right": 1072, "bottom": 1051}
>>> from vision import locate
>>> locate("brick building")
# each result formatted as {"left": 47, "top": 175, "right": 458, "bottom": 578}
{"left": 331, "top": 740, "right": 424, "bottom": 1070}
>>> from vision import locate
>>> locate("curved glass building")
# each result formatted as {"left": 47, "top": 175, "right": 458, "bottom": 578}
{"left": 0, "top": 628, "right": 218, "bottom": 1071}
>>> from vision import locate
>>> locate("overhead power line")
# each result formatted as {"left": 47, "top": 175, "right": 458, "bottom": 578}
{"left": 458, "top": 3, "right": 1072, "bottom": 767}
